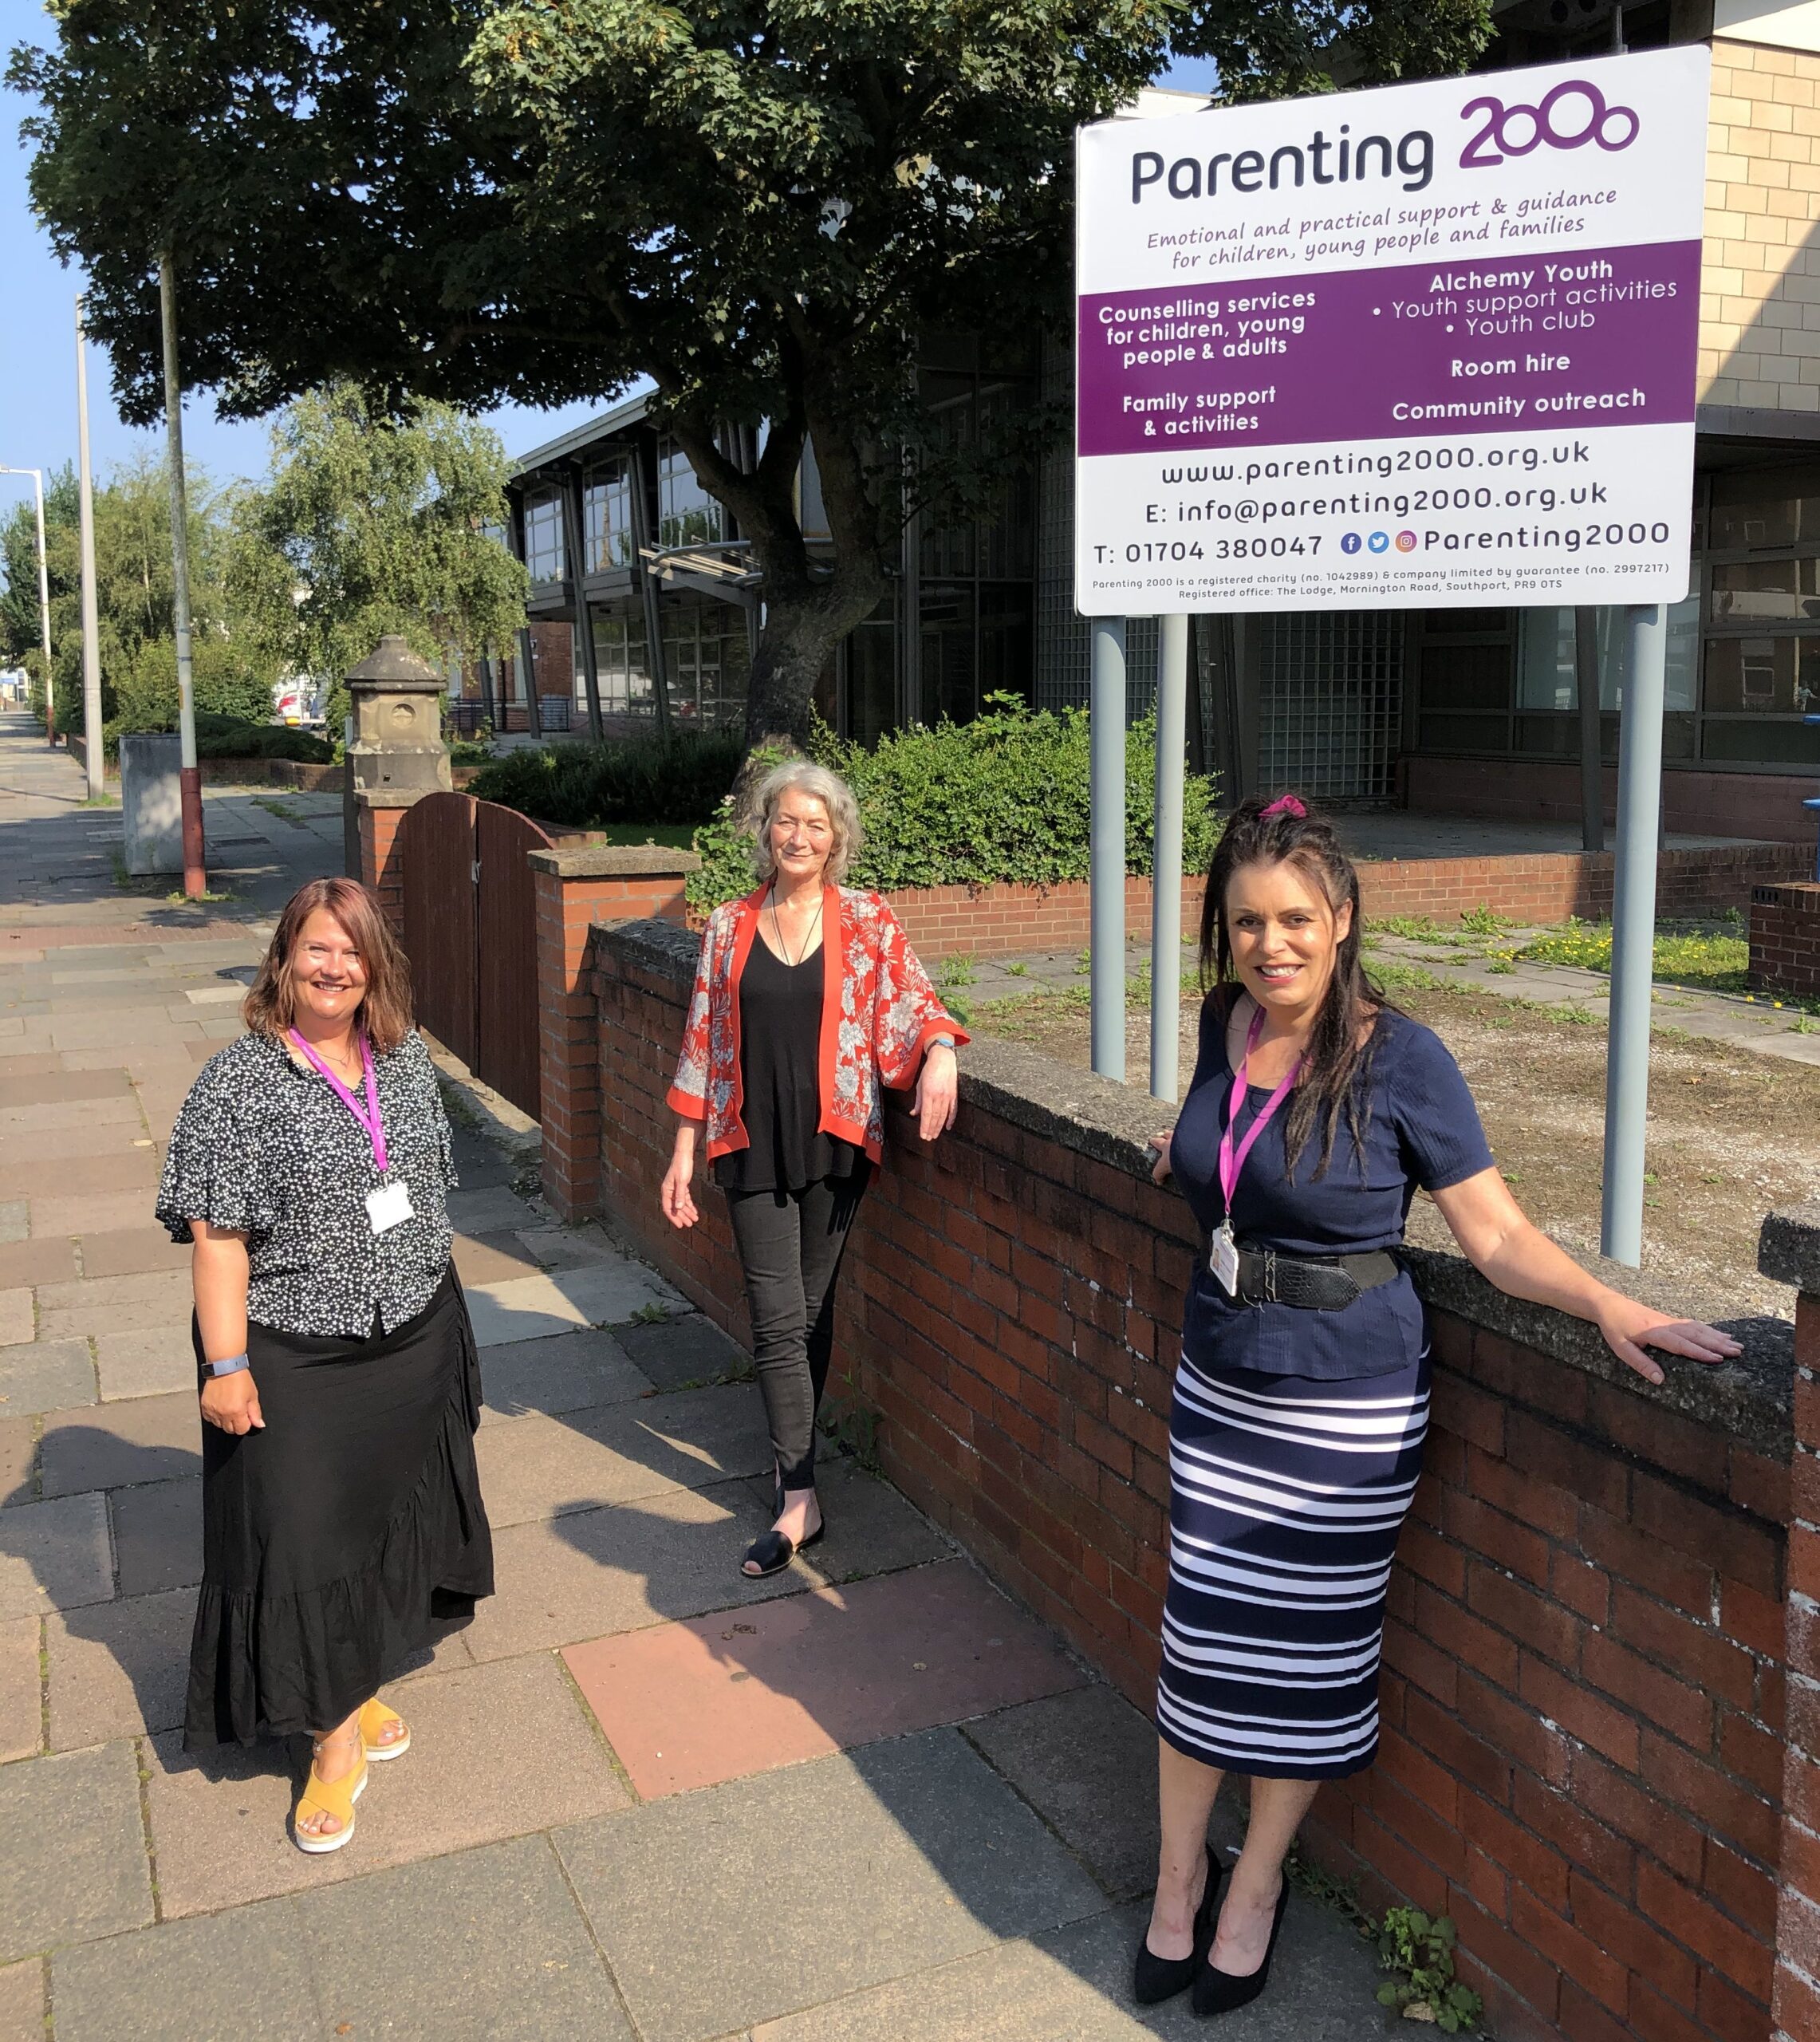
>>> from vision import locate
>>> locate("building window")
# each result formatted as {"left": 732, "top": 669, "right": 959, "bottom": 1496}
{"left": 587, "top": 607, "right": 656, "bottom": 720}
{"left": 656, "top": 440, "right": 727, "bottom": 549}
{"left": 662, "top": 597, "right": 750, "bottom": 731}
{"left": 1702, "top": 464, "right": 1820, "bottom": 765}
{"left": 524, "top": 491, "right": 564, "bottom": 582}
{"left": 583, "top": 460, "right": 636, "bottom": 572}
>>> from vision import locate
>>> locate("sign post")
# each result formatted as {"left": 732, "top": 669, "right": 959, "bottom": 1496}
{"left": 1074, "top": 47, "right": 1707, "bottom": 1259}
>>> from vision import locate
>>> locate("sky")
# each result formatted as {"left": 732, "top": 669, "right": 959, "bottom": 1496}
{"left": 0, "top": 0, "right": 1215, "bottom": 524}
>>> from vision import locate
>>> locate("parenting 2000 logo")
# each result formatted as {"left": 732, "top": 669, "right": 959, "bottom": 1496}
{"left": 1459, "top": 80, "right": 1639, "bottom": 168}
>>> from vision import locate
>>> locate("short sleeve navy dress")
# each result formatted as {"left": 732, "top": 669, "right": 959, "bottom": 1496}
{"left": 1157, "top": 994, "right": 1493, "bottom": 1780}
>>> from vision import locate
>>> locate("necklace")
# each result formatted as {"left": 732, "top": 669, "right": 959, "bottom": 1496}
{"left": 769, "top": 885, "right": 824, "bottom": 967}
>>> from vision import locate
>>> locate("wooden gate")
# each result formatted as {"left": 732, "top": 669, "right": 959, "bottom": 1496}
{"left": 396, "top": 793, "right": 553, "bottom": 1122}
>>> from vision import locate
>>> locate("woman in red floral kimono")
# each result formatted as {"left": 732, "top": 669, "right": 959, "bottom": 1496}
{"left": 662, "top": 761, "right": 968, "bottom": 1579}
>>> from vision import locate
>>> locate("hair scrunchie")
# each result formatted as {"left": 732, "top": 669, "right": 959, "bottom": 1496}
{"left": 1259, "top": 794, "right": 1307, "bottom": 819}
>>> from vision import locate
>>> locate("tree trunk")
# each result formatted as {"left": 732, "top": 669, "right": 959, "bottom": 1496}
{"left": 743, "top": 566, "right": 886, "bottom": 754}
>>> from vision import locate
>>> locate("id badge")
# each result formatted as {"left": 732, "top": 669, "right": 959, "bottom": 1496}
{"left": 366, "top": 1181, "right": 416, "bottom": 1236}
{"left": 1211, "top": 1223, "right": 1239, "bottom": 1298}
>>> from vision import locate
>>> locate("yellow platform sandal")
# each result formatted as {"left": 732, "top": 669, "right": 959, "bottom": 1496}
{"left": 360, "top": 1696, "right": 411, "bottom": 1762}
{"left": 293, "top": 1728, "right": 368, "bottom": 1855}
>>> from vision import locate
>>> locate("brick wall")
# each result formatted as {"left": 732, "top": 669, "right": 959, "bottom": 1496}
{"left": 356, "top": 796, "right": 412, "bottom": 938}
{"left": 1702, "top": 40, "right": 1820, "bottom": 416}
{"left": 1404, "top": 757, "right": 1820, "bottom": 849}
{"left": 1751, "top": 881, "right": 1820, "bottom": 997}
{"left": 589, "top": 917, "right": 1797, "bottom": 2042}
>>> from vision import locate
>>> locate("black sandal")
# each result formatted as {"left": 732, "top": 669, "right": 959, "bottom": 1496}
{"left": 741, "top": 1476, "right": 825, "bottom": 1579}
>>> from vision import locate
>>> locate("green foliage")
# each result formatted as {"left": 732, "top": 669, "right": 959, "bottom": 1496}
{"left": 687, "top": 701, "right": 1221, "bottom": 910}
{"left": 1457, "top": 903, "right": 1512, "bottom": 935}
{"left": 193, "top": 716, "right": 333, "bottom": 763}
{"left": 1519, "top": 918, "right": 1752, "bottom": 995}
{"left": 1376, "top": 1907, "right": 1484, "bottom": 2033}
{"left": 13, "top": 1, "right": 1489, "bottom": 747}
{"left": 228, "top": 383, "right": 526, "bottom": 731}
{"left": 468, "top": 730, "right": 745, "bottom": 830}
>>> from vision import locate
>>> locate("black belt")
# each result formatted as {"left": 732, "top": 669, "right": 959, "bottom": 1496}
{"left": 1232, "top": 1245, "right": 1401, "bottom": 1311}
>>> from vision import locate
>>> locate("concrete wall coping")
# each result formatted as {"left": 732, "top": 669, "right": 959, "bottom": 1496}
{"left": 596, "top": 917, "right": 1794, "bottom": 1461}
{"left": 353, "top": 790, "right": 424, "bottom": 811}
{"left": 531, "top": 844, "right": 702, "bottom": 879}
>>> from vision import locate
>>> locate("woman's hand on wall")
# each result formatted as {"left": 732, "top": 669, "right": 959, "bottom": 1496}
{"left": 1147, "top": 1130, "right": 1174, "bottom": 1185}
{"left": 915, "top": 1045, "right": 959, "bottom": 1142}
{"left": 661, "top": 1122, "right": 701, "bottom": 1229}
{"left": 1593, "top": 1295, "right": 1742, "bottom": 1389}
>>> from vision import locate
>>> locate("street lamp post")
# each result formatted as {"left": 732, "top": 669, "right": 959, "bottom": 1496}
{"left": 157, "top": 251, "right": 207, "bottom": 898}
{"left": 74, "top": 300, "right": 104, "bottom": 800}
{"left": 0, "top": 467, "right": 54, "bottom": 743}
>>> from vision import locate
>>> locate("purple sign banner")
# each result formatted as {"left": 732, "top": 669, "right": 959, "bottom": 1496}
{"left": 1077, "top": 240, "right": 1700, "bottom": 457}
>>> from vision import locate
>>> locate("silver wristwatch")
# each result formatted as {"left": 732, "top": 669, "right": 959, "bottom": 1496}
{"left": 205, "top": 1353, "right": 250, "bottom": 1378}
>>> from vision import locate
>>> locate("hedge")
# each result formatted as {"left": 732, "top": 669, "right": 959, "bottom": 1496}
{"left": 467, "top": 729, "right": 743, "bottom": 829}
{"left": 687, "top": 700, "right": 1220, "bottom": 909}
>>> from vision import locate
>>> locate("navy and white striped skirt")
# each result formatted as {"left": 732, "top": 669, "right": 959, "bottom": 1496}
{"left": 1156, "top": 1349, "right": 1430, "bottom": 1780}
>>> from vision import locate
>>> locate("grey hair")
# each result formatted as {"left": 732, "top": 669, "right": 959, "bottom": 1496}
{"left": 747, "top": 760, "right": 864, "bottom": 887}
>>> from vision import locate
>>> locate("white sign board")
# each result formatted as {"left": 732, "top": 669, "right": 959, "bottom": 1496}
{"left": 1073, "top": 48, "right": 1709, "bottom": 614}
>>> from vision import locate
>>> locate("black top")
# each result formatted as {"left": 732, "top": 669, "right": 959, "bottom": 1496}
{"left": 156, "top": 1029, "right": 456, "bottom": 1338}
{"left": 714, "top": 937, "right": 863, "bottom": 1193}
{"left": 1168, "top": 995, "right": 1495, "bottom": 1380}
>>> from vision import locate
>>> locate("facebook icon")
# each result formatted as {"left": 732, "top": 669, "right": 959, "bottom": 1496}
{"left": 1341, "top": 533, "right": 1362, "bottom": 554}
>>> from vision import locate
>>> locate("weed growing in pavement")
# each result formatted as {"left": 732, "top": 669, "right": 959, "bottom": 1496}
{"left": 1377, "top": 1908, "right": 1484, "bottom": 2032}
{"left": 1458, "top": 903, "right": 1512, "bottom": 936}
{"left": 1369, "top": 960, "right": 1445, "bottom": 994}
{"left": 817, "top": 1366, "right": 883, "bottom": 1473}
{"left": 627, "top": 1301, "right": 672, "bottom": 1327}
{"left": 1004, "top": 960, "right": 1029, "bottom": 977}
{"left": 934, "top": 955, "right": 977, "bottom": 1025}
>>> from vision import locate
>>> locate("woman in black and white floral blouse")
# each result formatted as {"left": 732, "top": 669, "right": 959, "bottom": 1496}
{"left": 157, "top": 877, "right": 493, "bottom": 1855}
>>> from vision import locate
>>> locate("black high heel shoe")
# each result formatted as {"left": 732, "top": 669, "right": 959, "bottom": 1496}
{"left": 1133, "top": 1845, "right": 1223, "bottom": 2005}
{"left": 1192, "top": 1875, "right": 1289, "bottom": 2018}
{"left": 741, "top": 1477, "right": 825, "bottom": 1579}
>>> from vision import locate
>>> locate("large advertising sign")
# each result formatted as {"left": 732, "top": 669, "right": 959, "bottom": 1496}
{"left": 1073, "top": 48, "right": 1708, "bottom": 615}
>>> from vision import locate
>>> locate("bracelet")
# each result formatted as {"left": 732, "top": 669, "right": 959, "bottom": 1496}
{"left": 203, "top": 1354, "right": 250, "bottom": 1378}
{"left": 929, "top": 1035, "right": 956, "bottom": 1051}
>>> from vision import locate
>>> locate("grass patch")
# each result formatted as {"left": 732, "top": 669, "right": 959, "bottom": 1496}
{"left": 1519, "top": 917, "right": 1749, "bottom": 993}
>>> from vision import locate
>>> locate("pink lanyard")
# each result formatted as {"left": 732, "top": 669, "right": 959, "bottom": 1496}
{"left": 1216, "top": 1007, "right": 1302, "bottom": 1224}
{"left": 289, "top": 1030, "right": 388, "bottom": 1173}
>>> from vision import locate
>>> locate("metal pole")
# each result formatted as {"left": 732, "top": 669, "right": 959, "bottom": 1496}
{"left": 74, "top": 302, "right": 104, "bottom": 800}
{"left": 1574, "top": 608, "right": 1604, "bottom": 854}
{"left": 1152, "top": 614, "right": 1188, "bottom": 1102}
{"left": 562, "top": 467, "right": 605, "bottom": 739}
{"left": 2, "top": 469, "right": 56, "bottom": 742}
{"left": 1600, "top": 601, "right": 1666, "bottom": 1267}
{"left": 1090, "top": 616, "right": 1127, "bottom": 1082}
{"left": 159, "top": 251, "right": 206, "bottom": 898}
{"left": 478, "top": 645, "right": 499, "bottom": 733}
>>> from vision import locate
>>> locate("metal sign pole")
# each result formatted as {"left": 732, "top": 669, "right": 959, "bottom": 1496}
{"left": 74, "top": 300, "right": 104, "bottom": 800}
{"left": 158, "top": 251, "right": 207, "bottom": 899}
{"left": 1151, "top": 614, "right": 1188, "bottom": 1102}
{"left": 1600, "top": 601, "right": 1667, "bottom": 1266}
{"left": 1090, "top": 617, "right": 1127, "bottom": 1082}
{"left": 0, "top": 470, "right": 56, "bottom": 743}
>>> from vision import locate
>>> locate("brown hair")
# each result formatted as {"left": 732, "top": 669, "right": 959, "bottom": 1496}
{"left": 1198, "top": 793, "right": 1393, "bottom": 1178}
{"left": 242, "top": 878, "right": 415, "bottom": 1052}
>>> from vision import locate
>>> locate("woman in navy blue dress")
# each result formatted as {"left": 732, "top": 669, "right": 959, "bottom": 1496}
{"left": 1136, "top": 794, "right": 1739, "bottom": 2019}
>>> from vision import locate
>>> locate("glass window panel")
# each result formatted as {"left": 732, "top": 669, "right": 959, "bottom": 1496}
{"left": 979, "top": 585, "right": 1034, "bottom": 704}
{"left": 1702, "top": 636, "right": 1820, "bottom": 715}
{"left": 1516, "top": 609, "right": 1575, "bottom": 712}
{"left": 1420, "top": 609, "right": 1510, "bottom": 637}
{"left": 1512, "top": 712, "right": 1581, "bottom": 755}
{"left": 845, "top": 618, "right": 896, "bottom": 747}
{"left": 656, "top": 439, "right": 726, "bottom": 548}
{"left": 1419, "top": 644, "right": 1511, "bottom": 712}
{"left": 1700, "top": 717, "right": 1820, "bottom": 764}
{"left": 1708, "top": 463, "right": 1820, "bottom": 550}
{"left": 524, "top": 493, "right": 564, "bottom": 581}
{"left": 1664, "top": 592, "right": 1699, "bottom": 712}
{"left": 660, "top": 597, "right": 749, "bottom": 731}
{"left": 920, "top": 584, "right": 976, "bottom": 724}
{"left": 589, "top": 608, "right": 654, "bottom": 719}
{"left": 583, "top": 459, "right": 636, "bottom": 570}
{"left": 1710, "top": 558, "right": 1820, "bottom": 622}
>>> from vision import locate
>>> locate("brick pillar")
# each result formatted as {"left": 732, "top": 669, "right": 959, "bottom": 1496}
{"left": 1751, "top": 884, "right": 1820, "bottom": 999}
{"left": 1765, "top": 1206, "right": 1820, "bottom": 2042}
{"left": 356, "top": 792, "right": 416, "bottom": 940}
{"left": 528, "top": 846, "right": 699, "bottom": 1222}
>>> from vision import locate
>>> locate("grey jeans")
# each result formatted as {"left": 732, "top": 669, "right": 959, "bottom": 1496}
{"left": 725, "top": 1172, "right": 869, "bottom": 1491}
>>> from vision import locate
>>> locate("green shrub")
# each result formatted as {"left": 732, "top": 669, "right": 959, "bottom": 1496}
{"left": 468, "top": 728, "right": 744, "bottom": 830}
{"left": 686, "top": 699, "right": 1221, "bottom": 910}
{"left": 193, "top": 715, "right": 333, "bottom": 763}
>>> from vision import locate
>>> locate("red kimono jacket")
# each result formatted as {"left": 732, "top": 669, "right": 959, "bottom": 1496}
{"left": 668, "top": 885, "right": 969, "bottom": 1165}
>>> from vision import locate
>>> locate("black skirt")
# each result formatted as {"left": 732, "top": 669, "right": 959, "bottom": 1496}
{"left": 184, "top": 1266, "right": 494, "bottom": 1748}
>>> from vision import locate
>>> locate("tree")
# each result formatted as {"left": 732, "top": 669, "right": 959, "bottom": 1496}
{"left": 227, "top": 383, "right": 528, "bottom": 730}
{"left": 12, "top": 0, "right": 1490, "bottom": 751}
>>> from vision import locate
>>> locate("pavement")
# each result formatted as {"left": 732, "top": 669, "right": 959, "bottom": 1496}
{"left": 0, "top": 713, "right": 1386, "bottom": 2040}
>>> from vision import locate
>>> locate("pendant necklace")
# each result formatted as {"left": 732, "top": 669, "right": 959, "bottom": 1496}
{"left": 770, "top": 886, "right": 824, "bottom": 967}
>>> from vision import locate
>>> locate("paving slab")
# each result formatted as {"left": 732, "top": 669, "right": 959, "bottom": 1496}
{"left": 147, "top": 1649, "right": 632, "bottom": 1918}
{"left": 0, "top": 1071, "right": 129, "bottom": 1109}
{"left": 33, "top": 1270, "right": 191, "bottom": 1342}
{"left": 95, "top": 1325, "right": 195, "bottom": 1402}
{"left": 474, "top": 1384, "right": 771, "bottom": 1526}
{"left": 451, "top": 1228, "right": 548, "bottom": 1287}
{"left": 40, "top": 1394, "right": 201, "bottom": 1498}
{"left": 963, "top": 1685, "right": 1165, "bottom": 1902}
{"left": 475, "top": 1326, "right": 654, "bottom": 1425}
{"left": 557, "top": 1727, "right": 1107, "bottom": 2042}
{"left": 49, "top": 1897, "right": 319, "bottom": 2042}
{"left": 0, "top": 1960, "right": 43, "bottom": 2042}
{"left": 0, "top": 1293, "right": 35, "bottom": 1351}
{"left": 0, "top": 1097, "right": 141, "bottom": 1135}
{"left": 31, "top": 1192, "right": 163, "bottom": 1239}
{"left": 740, "top": 1456, "right": 955, "bottom": 1584}
{"left": 47, "top": 1588, "right": 193, "bottom": 1748}
{"left": 565, "top": 1559, "right": 1085, "bottom": 1798}
{"left": 464, "top": 1259, "right": 682, "bottom": 1347}
{"left": 513, "top": 1224, "right": 623, "bottom": 1271}
{"left": 444, "top": 1185, "right": 539, "bottom": 1236}
{"left": 0, "top": 1339, "right": 94, "bottom": 1418}
{"left": 110, "top": 1476, "right": 200, "bottom": 1598}
{"left": 0, "top": 1153, "right": 160, "bottom": 1200}
{"left": 0, "top": 1417, "right": 35, "bottom": 1504}
{"left": 0, "top": 1204, "right": 25, "bottom": 1247}
{"left": 0, "top": 1615, "right": 40, "bottom": 1761}
{"left": 0, "top": 1492, "right": 112, "bottom": 1616}
{"left": 459, "top": 1481, "right": 793, "bottom": 1663}
{"left": 0, "top": 1741, "right": 155, "bottom": 1962}
{"left": 297, "top": 1834, "right": 633, "bottom": 2042}
{"left": 76, "top": 1226, "right": 189, "bottom": 1280}
{"left": 0, "top": 1239, "right": 80, "bottom": 1289}
{"left": 619, "top": 1311, "right": 754, "bottom": 1392}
